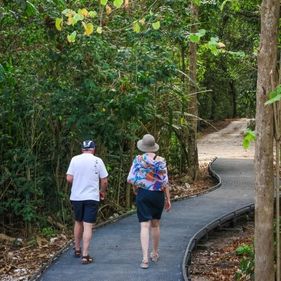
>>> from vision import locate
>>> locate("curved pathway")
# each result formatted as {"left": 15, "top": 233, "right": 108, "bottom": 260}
{"left": 38, "top": 158, "right": 254, "bottom": 281}
{"left": 198, "top": 118, "right": 254, "bottom": 162}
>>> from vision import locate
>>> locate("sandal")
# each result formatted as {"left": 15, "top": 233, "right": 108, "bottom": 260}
{"left": 81, "top": 255, "right": 94, "bottom": 264}
{"left": 140, "top": 260, "right": 149, "bottom": 269}
{"left": 150, "top": 252, "right": 160, "bottom": 262}
{"left": 73, "top": 247, "right": 81, "bottom": 258}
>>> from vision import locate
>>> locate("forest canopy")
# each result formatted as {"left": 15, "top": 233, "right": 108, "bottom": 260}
{"left": 0, "top": 0, "right": 259, "bottom": 235}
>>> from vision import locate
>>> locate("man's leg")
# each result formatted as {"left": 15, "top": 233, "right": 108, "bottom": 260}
{"left": 140, "top": 221, "right": 151, "bottom": 262}
{"left": 81, "top": 200, "right": 98, "bottom": 260}
{"left": 74, "top": 221, "right": 83, "bottom": 252}
{"left": 151, "top": 219, "right": 160, "bottom": 258}
{"left": 82, "top": 222, "right": 94, "bottom": 257}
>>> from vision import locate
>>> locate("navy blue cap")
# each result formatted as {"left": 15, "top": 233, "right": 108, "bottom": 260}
{"left": 81, "top": 140, "right": 95, "bottom": 150}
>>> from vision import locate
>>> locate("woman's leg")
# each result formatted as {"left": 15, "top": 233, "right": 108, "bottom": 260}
{"left": 151, "top": 219, "right": 160, "bottom": 257}
{"left": 140, "top": 221, "right": 151, "bottom": 262}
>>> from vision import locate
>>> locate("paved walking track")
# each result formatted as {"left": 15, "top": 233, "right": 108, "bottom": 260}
{"left": 39, "top": 158, "right": 254, "bottom": 281}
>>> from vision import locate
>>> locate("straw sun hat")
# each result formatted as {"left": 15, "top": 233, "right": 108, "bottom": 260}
{"left": 137, "top": 134, "right": 159, "bottom": 153}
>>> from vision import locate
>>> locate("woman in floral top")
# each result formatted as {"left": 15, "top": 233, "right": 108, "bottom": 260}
{"left": 127, "top": 134, "right": 171, "bottom": 269}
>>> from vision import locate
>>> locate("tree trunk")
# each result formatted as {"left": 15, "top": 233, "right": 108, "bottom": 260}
{"left": 230, "top": 80, "right": 237, "bottom": 118}
{"left": 187, "top": 0, "right": 199, "bottom": 180}
{"left": 254, "top": 1, "right": 280, "bottom": 280}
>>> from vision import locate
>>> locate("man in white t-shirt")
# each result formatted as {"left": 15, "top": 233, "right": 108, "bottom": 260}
{"left": 66, "top": 140, "right": 108, "bottom": 264}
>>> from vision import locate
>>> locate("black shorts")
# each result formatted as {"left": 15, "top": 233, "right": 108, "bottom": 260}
{"left": 71, "top": 200, "right": 99, "bottom": 223}
{"left": 136, "top": 188, "right": 165, "bottom": 222}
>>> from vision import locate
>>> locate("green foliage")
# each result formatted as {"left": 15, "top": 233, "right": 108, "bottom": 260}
{"left": 236, "top": 243, "right": 253, "bottom": 256}
{"left": 0, "top": 0, "right": 260, "bottom": 236}
{"left": 113, "top": 0, "right": 123, "bottom": 9}
{"left": 198, "top": 0, "right": 259, "bottom": 120}
{"left": 67, "top": 30, "right": 76, "bottom": 42}
{"left": 101, "top": 0, "right": 108, "bottom": 6}
{"left": 192, "top": 0, "right": 201, "bottom": 6}
{"left": 189, "top": 29, "right": 206, "bottom": 43}
{"left": 0, "top": 63, "right": 5, "bottom": 82}
{"left": 152, "top": 21, "right": 161, "bottom": 30}
{"left": 265, "top": 84, "right": 281, "bottom": 105}
{"left": 0, "top": 0, "right": 186, "bottom": 233}
{"left": 41, "top": 227, "right": 57, "bottom": 238}
{"left": 133, "top": 21, "right": 141, "bottom": 33}
{"left": 243, "top": 129, "right": 256, "bottom": 149}
{"left": 235, "top": 243, "right": 254, "bottom": 280}
{"left": 220, "top": 0, "right": 241, "bottom": 12}
{"left": 207, "top": 36, "right": 220, "bottom": 55}
{"left": 26, "top": 1, "right": 39, "bottom": 16}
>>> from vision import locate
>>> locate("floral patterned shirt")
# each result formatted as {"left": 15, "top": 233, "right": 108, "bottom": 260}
{"left": 127, "top": 153, "right": 168, "bottom": 191}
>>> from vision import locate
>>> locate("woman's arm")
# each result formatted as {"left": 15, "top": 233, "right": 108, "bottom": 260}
{"left": 164, "top": 186, "right": 171, "bottom": 211}
{"left": 132, "top": 185, "right": 138, "bottom": 195}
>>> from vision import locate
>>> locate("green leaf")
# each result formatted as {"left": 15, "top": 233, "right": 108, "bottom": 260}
{"left": 265, "top": 85, "right": 281, "bottom": 105}
{"left": 89, "top": 11, "right": 97, "bottom": 18}
{"left": 220, "top": 0, "right": 231, "bottom": 11}
{"left": 209, "top": 36, "right": 219, "bottom": 43}
{"left": 220, "top": 0, "right": 240, "bottom": 11}
{"left": 242, "top": 129, "right": 256, "bottom": 149}
{"left": 78, "top": 8, "right": 89, "bottom": 17}
{"left": 113, "top": 0, "right": 123, "bottom": 8}
{"left": 231, "top": 0, "right": 241, "bottom": 12}
{"left": 152, "top": 21, "right": 160, "bottom": 30}
{"left": 67, "top": 16, "right": 78, "bottom": 26}
{"left": 101, "top": 0, "right": 108, "bottom": 6}
{"left": 62, "top": 9, "right": 75, "bottom": 17}
{"left": 82, "top": 22, "right": 94, "bottom": 36}
{"left": 207, "top": 37, "right": 219, "bottom": 54}
{"left": 133, "top": 22, "right": 140, "bottom": 33}
{"left": 189, "top": 34, "right": 200, "bottom": 43}
{"left": 189, "top": 29, "right": 205, "bottom": 43}
{"left": 26, "top": 1, "right": 38, "bottom": 16}
{"left": 180, "top": 117, "right": 185, "bottom": 125}
{"left": 266, "top": 94, "right": 281, "bottom": 105}
{"left": 236, "top": 244, "right": 253, "bottom": 256}
{"left": 55, "top": 18, "right": 63, "bottom": 31}
{"left": 192, "top": 0, "right": 201, "bottom": 6}
{"left": 96, "top": 26, "right": 103, "bottom": 34}
{"left": 67, "top": 31, "right": 77, "bottom": 43}
{"left": 197, "top": 29, "right": 206, "bottom": 37}
{"left": 73, "top": 13, "right": 84, "bottom": 22}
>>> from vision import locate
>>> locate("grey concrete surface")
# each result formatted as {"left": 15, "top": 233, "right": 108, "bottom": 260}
{"left": 38, "top": 158, "right": 254, "bottom": 281}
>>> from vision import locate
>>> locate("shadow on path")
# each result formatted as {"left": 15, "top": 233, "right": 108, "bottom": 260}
{"left": 38, "top": 158, "right": 254, "bottom": 281}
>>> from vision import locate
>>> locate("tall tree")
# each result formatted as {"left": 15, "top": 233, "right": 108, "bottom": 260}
{"left": 187, "top": 0, "right": 199, "bottom": 180}
{"left": 254, "top": 0, "right": 280, "bottom": 280}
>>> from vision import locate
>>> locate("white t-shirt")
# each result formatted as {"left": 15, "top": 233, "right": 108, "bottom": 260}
{"left": 66, "top": 153, "right": 108, "bottom": 201}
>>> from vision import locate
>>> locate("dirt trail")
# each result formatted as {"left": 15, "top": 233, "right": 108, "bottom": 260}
{"left": 198, "top": 118, "right": 255, "bottom": 163}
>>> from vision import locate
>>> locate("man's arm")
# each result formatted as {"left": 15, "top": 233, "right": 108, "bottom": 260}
{"left": 100, "top": 177, "right": 108, "bottom": 199}
{"left": 66, "top": 174, "right": 73, "bottom": 184}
